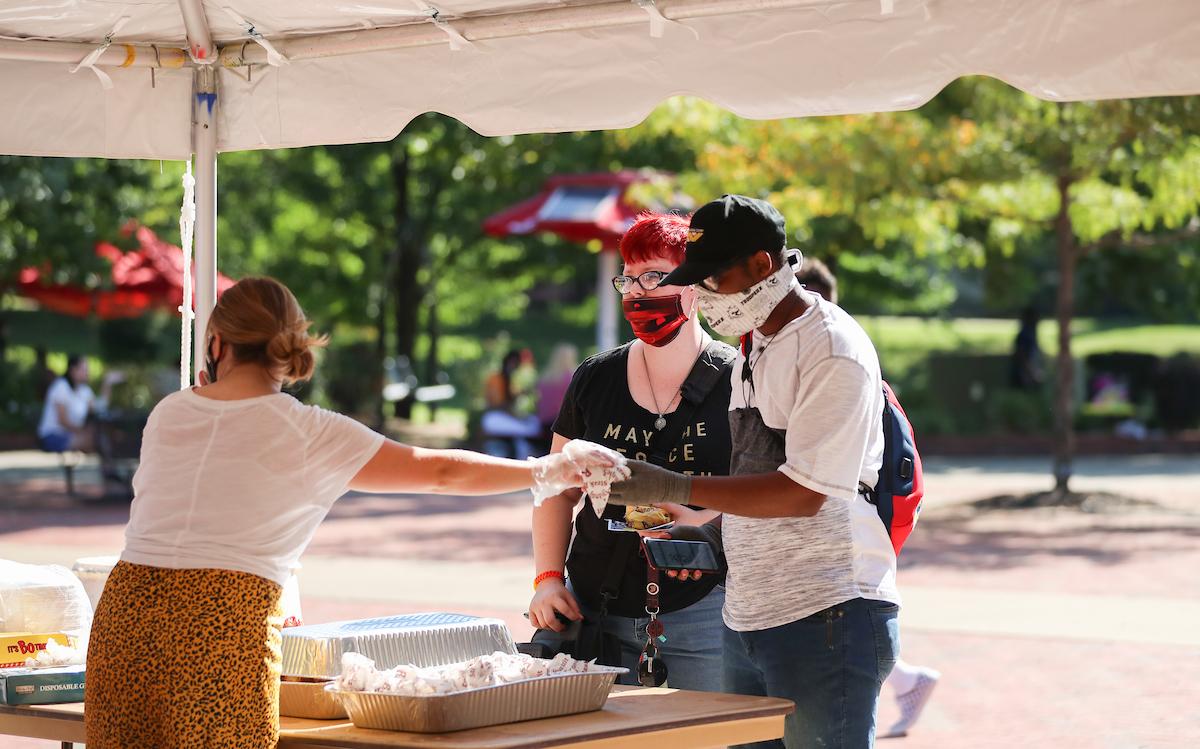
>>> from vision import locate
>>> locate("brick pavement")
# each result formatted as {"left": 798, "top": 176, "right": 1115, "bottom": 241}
{"left": 1, "top": 452, "right": 1198, "bottom": 748}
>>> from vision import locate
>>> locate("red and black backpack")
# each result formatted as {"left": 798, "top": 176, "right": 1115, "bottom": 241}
{"left": 870, "top": 381, "right": 924, "bottom": 555}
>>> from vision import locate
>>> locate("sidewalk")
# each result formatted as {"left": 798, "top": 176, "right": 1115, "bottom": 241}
{"left": 1, "top": 452, "right": 1198, "bottom": 747}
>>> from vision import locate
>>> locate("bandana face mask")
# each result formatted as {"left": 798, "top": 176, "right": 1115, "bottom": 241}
{"left": 622, "top": 294, "right": 689, "bottom": 347}
{"left": 695, "top": 251, "right": 802, "bottom": 337}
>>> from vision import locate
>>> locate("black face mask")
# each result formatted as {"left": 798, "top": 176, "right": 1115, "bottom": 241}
{"left": 205, "top": 338, "right": 220, "bottom": 384}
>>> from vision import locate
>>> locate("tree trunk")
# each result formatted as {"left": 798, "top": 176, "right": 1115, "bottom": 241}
{"left": 371, "top": 275, "right": 387, "bottom": 431}
{"left": 391, "top": 142, "right": 422, "bottom": 420}
{"left": 1052, "top": 175, "right": 1078, "bottom": 495}
{"left": 424, "top": 294, "right": 440, "bottom": 419}
{"left": 0, "top": 310, "right": 8, "bottom": 363}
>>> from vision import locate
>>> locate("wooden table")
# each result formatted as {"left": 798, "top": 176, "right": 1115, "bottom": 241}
{"left": 0, "top": 687, "right": 792, "bottom": 748}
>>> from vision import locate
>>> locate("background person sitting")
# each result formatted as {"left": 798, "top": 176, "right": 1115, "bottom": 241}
{"left": 37, "top": 354, "right": 125, "bottom": 495}
{"left": 481, "top": 348, "right": 543, "bottom": 459}
{"left": 37, "top": 354, "right": 122, "bottom": 454}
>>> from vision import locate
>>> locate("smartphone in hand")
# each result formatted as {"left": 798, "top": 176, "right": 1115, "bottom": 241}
{"left": 642, "top": 538, "right": 722, "bottom": 573}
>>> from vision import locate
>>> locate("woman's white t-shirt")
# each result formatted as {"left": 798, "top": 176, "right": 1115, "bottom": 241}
{"left": 121, "top": 389, "right": 385, "bottom": 586}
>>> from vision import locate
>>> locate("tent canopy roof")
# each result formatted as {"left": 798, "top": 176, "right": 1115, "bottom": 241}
{"left": 1, "top": 0, "right": 1199, "bottom": 160}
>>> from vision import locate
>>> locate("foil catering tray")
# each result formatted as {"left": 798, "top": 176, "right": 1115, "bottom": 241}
{"left": 280, "top": 613, "right": 516, "bottom": 680}
{"left": 279, "top": 679, "right": 347, "bottom": 720}
{"left": 326, "top": 667, "right": 625, "bottom": 733}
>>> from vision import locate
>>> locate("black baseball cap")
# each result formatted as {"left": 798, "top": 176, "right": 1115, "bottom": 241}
{"left": 660, "top": 194, "right": 786, "bottom": 287}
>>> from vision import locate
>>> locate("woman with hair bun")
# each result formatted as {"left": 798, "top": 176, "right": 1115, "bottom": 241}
{"left": 84, "top": 276, "right": 619, "bottom": 749}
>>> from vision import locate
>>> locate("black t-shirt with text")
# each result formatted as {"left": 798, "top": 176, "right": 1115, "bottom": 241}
{"left": 552, "top": 342, "right": 733, "bottom": 618}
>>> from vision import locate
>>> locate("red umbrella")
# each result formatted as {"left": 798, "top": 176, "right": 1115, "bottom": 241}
{"left": 483, "top": 171, "right": 664, "bottom": 349}
{"left": 483, "top": 171, "right": 649, "bottom": 249}
{"left": 18, "top": 224, "right": 235, "bottom": 319}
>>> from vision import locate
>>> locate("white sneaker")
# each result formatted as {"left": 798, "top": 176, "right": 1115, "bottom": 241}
{"left": 882, "top": 668, "right": 940, "bottom": 738}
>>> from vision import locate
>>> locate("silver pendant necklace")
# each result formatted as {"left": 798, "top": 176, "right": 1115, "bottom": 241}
{"left": 639, "top": 337, "right": 706, "bottom": 431}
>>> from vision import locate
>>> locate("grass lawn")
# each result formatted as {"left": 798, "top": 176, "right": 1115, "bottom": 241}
{"left": 858, "top": 316, "right": 1200, "bottom": 376}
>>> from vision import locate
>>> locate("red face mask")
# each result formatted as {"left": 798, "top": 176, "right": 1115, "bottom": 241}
{"left": 622, "top": 295, "right": 689, "bottom": 347}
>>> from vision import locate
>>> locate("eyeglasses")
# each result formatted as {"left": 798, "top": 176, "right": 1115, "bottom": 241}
{"left": 611, "top": 270, "right": 669, "bottom": 294}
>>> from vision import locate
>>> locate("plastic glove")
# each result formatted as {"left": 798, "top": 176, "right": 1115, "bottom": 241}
{"left": 607, "top": 459, "right": 691, "bottom": 507}
{"left": 529, "top": 440, "right": 627, "bottom": 507}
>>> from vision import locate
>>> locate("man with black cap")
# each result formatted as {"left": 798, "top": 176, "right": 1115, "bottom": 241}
{"left": 608, "top": 194, "right": 900, "bottom": 749}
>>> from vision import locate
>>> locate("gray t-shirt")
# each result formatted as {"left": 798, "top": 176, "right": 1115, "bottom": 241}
{"left": 723, "top": 290, "right": 899, "bottom": 631}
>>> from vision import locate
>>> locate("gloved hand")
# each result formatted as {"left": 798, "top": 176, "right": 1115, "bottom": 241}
{"left": 529, "top": 440, "right": 628, "bottom": 507}
{"left": 607, "top": 459, "right": 692, "bottom": 507}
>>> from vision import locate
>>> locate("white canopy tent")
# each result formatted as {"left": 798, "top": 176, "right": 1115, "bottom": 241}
{"left": 3, "top": 0, "right": 1199, "bottom": 380}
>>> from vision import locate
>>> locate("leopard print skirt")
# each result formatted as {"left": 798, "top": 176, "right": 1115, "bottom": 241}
{"left": 85, "top": 561, "right": 284, "bottom": 749}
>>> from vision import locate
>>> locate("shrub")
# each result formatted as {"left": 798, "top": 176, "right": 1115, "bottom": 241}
{"left": 1153, "top": 354, "right": 1200, "bottom": 432}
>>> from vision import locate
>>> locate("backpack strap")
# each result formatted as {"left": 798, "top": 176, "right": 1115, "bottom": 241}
{"left": 598, "top": 532, "right": 636, "bottom": 616}
{"left": 647, "top": 341, "right": 735, "bottom": 463}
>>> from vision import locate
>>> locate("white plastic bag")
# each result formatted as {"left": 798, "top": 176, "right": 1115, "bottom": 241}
{"left": 0, "top": 559, "right": 93, "bottom": 634}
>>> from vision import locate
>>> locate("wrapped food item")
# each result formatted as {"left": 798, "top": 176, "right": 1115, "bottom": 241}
{"left": 450, "top": 655, "right": 495, "bottom": 690}
{"left": 624, "top": 505, "right": 672, "bottom": 530}
{"left": 531, "top": 440, "right": 629, "bottom": 511}
{"left": 562, "top": 440, "right": 630, "bottom": 517}
{"left": 329, "top": 653, "right": 625, "bottom": 733}
{"left": 335, "top": 651, "right": 602, "bottom": 696}
{"left": 546, "top": 652, "right": 595, "bottom": 674}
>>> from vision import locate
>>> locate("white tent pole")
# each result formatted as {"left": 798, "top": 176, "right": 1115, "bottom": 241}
{"left": 191, "top": 64, "right": 218, "bottom": 384}
{"left": 178, "top": 0, "right": 215, "bottom": 62}
{"left": 217, "top": 0, "right": 823, "bottom": 66}
{"left": 0, "top": 0, "right": 825, "bottom": 69}
{"left": 178, "top": 0, "right": 218, "bottom": 385}
{"left": 597, "top": 251, "right": 619, "bottom": 352}
{"left": 0, "top": 39, "right": 187, "bottom": 67}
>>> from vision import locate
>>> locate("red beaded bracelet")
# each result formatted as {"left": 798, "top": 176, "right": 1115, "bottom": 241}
{"left": 533, "top": 570, "right": 565, "bottom": 590}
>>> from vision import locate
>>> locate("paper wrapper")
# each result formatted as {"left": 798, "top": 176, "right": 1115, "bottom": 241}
{"left": 582, "top": 464, "right": 632, "bottom": 518}
{"left": 562, "top": 440, "right": 629, "bottom": 517}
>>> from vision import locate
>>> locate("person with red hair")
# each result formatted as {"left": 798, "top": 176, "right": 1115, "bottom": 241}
{"left": 528, "top": 213, "right": 735, "bottom": 690}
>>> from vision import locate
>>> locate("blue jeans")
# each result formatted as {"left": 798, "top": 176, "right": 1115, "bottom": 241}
{"left": 723, "top": 598, "right": 899, "bottom": 749}
{"left": 565, "top": 581, "right": 725, "bottom": 691}
{"left": 39, "top": 429, "right": 73, "bottom": 453}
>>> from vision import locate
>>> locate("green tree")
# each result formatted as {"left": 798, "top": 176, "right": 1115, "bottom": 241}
{"left": 135, "top": 114, "right": 696, "bottom": 421}
{"left": 952, "top": 83, "right": 1200, "bottom": 491}
{"left": 0, "top": 156, "right": 152, "bottom": 358}
{"left": 374, "top": 114, "right": 696, "bottom": 416}
{"left": 628, "top": 82, "right": 1200, "bottom": 493}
